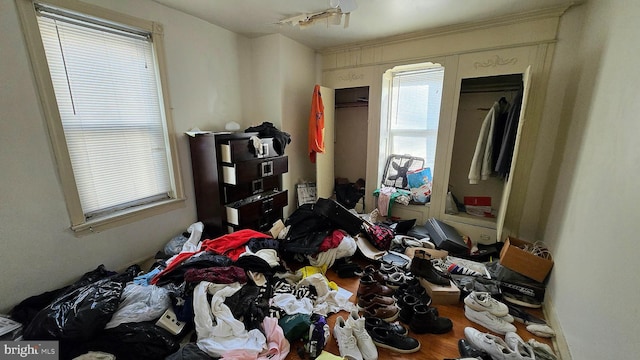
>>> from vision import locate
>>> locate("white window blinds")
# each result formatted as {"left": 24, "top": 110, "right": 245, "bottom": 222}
{"left": 387, "top": 67, "right": 444, "bottom": 175}
{"left": 36, "top": 5, "right": 172, "bottom": 218}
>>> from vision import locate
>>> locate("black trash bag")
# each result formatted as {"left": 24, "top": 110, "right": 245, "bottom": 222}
{"left": 82, "top": 321, "right": 181, "bottom": 360}
{"left": 23, "top": 277, "right": 125, "bottom": 342}
{"left": 11, "top": 264, "right": 117, "bottom": 327}
{"left": 282, "top": 204, "right": 333, "bottom": 257}
{"left": 335, "top": 182, "right": 363, "bottom": 210}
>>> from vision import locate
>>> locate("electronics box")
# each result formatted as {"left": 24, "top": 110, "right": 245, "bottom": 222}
{"left": 499, "top": 237, "right": 554, "bottom": 283}
{"left": 419, "top": 278, "right": 461, "bottom": 305}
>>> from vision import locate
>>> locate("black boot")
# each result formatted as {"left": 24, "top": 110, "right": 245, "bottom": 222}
{"left": 397, "top": 294, "right": 420, "bottom": 323}
{"left": 409, "top": 305, "right": 452, "bottom": 334}
{"left": 410, "top": 250, "right": 450, "bottom": 286}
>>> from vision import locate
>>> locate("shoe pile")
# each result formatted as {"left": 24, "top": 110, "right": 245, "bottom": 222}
{"left": 378, "top": 263, "right": 414, "bottom": 289}
{"left": 507, "top": 304, "right": 556, "bottom": 338}
{"left": 357, "top": 268, "right": 399, "bottom": 322}
{"left": 464, "top": 292, "right": 516, "bottom": 335}
{"left": 396, "top": 292, "right": 453, "bottom": 334}
{"left": 464, "top": 327, "right": 542, "bottom": 360}
{"left": 380, "top": 260, "right": 452, "bottom": 335}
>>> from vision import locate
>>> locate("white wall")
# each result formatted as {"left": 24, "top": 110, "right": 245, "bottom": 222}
{"left": 541, "top": 1, "right": 640, "bottom": 358}
{"left": 0, "top": 0, "right": 247, "bottom": 312}
{"left": 249, "top": 34, "right": 317, "bottom": 216}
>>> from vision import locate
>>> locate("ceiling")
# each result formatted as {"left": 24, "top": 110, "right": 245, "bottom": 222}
{"left": 151, "top": 0, "right": 574, "bottom": 50}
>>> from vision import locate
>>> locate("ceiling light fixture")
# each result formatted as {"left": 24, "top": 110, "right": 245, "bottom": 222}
{"left": 278, "top": 0, "right": 357, "bottom": 29}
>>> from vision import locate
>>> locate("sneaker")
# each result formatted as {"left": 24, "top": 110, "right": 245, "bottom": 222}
{"left": 458, "top": 338, "right": 491, "bottom": 360}
{"left": 527, "top": 339, "right": 557, "bottom": 360}
{"left": 363, "top": 303, "right": 400, "bottom": 322}
{"left": 502, "top": 292, "right": 542, "bottom": 309}
{"left": 363, "top": 265, "right": 389, "bottom": 284}
{"left": 345, "top": 310, "right": 378, "bottom": 360}
{"left": 368, "top": 326, "right": 421, "bottom": 354}
{"left": 364, "top": 317, "right": 408, "bottom": 336}
{"left": 507, "top": 304, "right": 546, "bottom": 325}
{"left": 500, "top": 313, "right": 515, "bottom": 323}
{"left": 526, "top": 323, "right": 556, "bottom": 338}
{"left": 448, "top": 263, "right": 483, "bottom": 276}
{"left": 464, "top": 305, "right": 516, "bottom": 335}
{"left": 379, "top": 263, "right": 403, "bottom": 275}
{"left": 464, "top": 292, "right": 509, "bottom": 317}
{"left": 357, "top": 293, "right": 395, "bottom": 311}
{"left": 505, "top": 332, "right": 535, "bottom": 359}
{"left": 464, "top": 327, "right": 518, "bottom": 360}
{"left": 386, "top": 272, "right": 412, "bottom": 289}
{"left": 333, "top": 316, "right": 363, "bottom": 360}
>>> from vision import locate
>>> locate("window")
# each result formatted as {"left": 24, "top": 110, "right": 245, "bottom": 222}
{"left": 379, "top": 63, "right": 445, "bottom": 188}
{"left": 17, "top": 0, "right": 184, "bottom": 233}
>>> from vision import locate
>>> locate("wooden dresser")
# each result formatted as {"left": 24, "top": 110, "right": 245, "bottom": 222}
{"left": 188, "top": 132, "right": 288, "bottom": 233}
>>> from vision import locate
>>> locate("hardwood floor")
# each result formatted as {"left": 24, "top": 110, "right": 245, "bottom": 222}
{"left": 284, "top": 254, "right": 554, "bottom": 360}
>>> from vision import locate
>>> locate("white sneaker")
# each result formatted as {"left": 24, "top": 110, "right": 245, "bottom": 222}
{"left": 464, "top": 292, "right": 509, "bottom": 317}
{"left": 345, "top": 310, "right": 378, "bottom": 360}
{"left": 500, "top": 313, "right": 515, "bottom": 323}
{"left": 464, "top": 327, "right": 519, "bottom": 360}
{"left": 334, "top": 316, "right": 363, "bottom": 360}
{"left": 527, "top": 339, "right": 557, "bottom": 360}
{"left": 526, "top": 323, "right": 556, "bottom": 338}
{"left": 464, "top": 305, "right": 516, "bottom": 335}
{"left": 505, "top": 332, "right": 536, "bottom": 359}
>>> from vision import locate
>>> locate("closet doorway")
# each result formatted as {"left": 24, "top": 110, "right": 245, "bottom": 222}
{"left": 332, "top": 86, "right": 369, "bottom": 212}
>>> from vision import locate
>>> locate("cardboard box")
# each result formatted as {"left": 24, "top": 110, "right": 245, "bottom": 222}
{"left": 499, "top": 237, "right": 554, "bottom": 282}
{"left": 419, "top": 278, "right": 461, "bottom": 305}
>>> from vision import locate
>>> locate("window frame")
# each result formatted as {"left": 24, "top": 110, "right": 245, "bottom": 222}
{"left": 379, "top": 62, "right": 445, "bottom": 189}
{"left": 16, "top": 0, "right": 185, "bottom": 234}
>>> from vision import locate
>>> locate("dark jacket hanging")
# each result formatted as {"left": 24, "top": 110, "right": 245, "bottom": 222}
{"left": 495, "top": 89, "right": 523, "bottom": 177}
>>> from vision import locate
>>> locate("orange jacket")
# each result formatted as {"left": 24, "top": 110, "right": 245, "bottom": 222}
{"left": 308, "top": 84, "right": 325, "bottom": 163}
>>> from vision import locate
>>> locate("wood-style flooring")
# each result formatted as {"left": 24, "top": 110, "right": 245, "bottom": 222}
{"left": 284, "top": 254, "right": 554, "bottom": 360}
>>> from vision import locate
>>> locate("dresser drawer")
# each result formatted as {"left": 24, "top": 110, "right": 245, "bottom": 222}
{"left": 222, "top": 156, "right": 288, "bottom": 185}
{"left": 222, "top": 176, "right": 281, "bottom": 203}
{"left": 225, "top": 190, "right": 288, "bottom": 226}
{"left": 219, "top": 137, "right": 278, "bottom": 163}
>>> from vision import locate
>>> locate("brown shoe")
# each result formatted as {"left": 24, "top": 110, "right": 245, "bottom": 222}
{"left": 358, "top": 293, "right": 396, "bottom": 310}
{"left": 363, "top": 264, "right": 388, "bottom": 284}
{"left": 363, "top": 303, "right": 400, "bottom": 322}
{"left": 357, "top": 274, "right": 394, "bottom": 297}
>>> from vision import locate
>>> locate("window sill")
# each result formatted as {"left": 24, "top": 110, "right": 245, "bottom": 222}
{"left": 71, "top": 197, "right": 186, "bottom": 236}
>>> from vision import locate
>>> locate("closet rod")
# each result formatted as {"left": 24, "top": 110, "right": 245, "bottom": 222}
{"left": 460, "top": 87, "right": 520, "bottom": 94}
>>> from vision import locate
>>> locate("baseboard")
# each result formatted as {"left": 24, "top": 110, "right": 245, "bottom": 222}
{"left": 543, "top": 298, "right": 572, "bottom": 359}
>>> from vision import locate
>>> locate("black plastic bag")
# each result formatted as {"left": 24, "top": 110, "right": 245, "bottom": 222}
{"left": 11, "top": 265, "right": 117, "bottom": 327}
{"left": 23, "top": 278, "right": 124, "bottom": 341}
{"left": 83, "top": 321, "right": 181, "bottom": 360}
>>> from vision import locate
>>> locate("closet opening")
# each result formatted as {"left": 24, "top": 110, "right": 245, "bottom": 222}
{"left": 333, "top": 86, "right": 369, "bottom": 212}
{"left": 447, "top": 73, "right": 524, "bottom": 225}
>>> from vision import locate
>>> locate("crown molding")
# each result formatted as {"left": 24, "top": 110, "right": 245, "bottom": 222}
{"left": 319, "top": 3, "right": 578, "bottom": 54}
